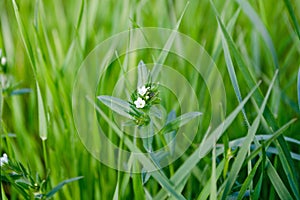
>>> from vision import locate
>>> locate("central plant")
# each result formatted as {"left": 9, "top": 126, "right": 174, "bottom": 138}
{"left": 98, "top": 61, "right": 201, "bottom": 153}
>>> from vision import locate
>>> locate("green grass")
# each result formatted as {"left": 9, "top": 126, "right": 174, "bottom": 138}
{"left": 1, "top": 0, "right": 300, "bottom": 199}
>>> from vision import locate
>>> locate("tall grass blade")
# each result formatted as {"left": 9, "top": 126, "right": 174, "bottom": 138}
{"left": 220, "top": 20, "right": 250, "bottom": 126}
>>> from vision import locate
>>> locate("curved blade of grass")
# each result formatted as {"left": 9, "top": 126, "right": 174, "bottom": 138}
{"left": 221, "top": 70, "right": 278, "bottom": 199}
{"left": 216, "top": 11, "right": 299, "bottom": 196}
{"left": 97, "top": 95, "right": 133, "bottom": 119}
{"left": 283, "top": 0, "right": 300, "bottom": 40}
{"left": 267, "top": 162, "right": 294, "bottom": 200}
{"left": 45, "top": 176, "right": 83, "bottom": 198}
{"left": 153, "top": 82, "right": 260, "bottom": 200}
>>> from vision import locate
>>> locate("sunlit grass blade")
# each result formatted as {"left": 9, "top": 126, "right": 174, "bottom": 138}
{"left": 36, "top": 83, "right": 47, "bottom": 140}
{"left": 153, "top": 82, "right": 260, "bottom": 200}
{"left": 283, "top": 0, "right": 300, "bottom": 40}
{"left": 267, "top": 162, "right": 293, "bottom": 200}
{"left": 221, "top": 70, "right": 278, "bottom": 199}
{"left": 220, "top": 18, "right": 250, "bottom": 127}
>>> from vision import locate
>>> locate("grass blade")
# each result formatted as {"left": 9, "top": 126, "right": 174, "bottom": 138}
{"left": 36, "top": 83, "right": 47, "bottom": 140}
{"left": 237, "top": 157, "right": 262, "bottom": 200}
{"left": 267, "top": 162, "right": 294, "bottom": 200}
{"left": 220, "top": 19, "right": 250, "bottom": 126}
{"left": 283, "top": 0, "right": 300, "bottom": 40}
{"left": 45, "top": 176, "right": 84, "bottom": 198}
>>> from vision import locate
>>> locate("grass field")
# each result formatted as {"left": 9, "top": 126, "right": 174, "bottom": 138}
{"left": 1, "top": 0, "right": 300, "bottom": 199}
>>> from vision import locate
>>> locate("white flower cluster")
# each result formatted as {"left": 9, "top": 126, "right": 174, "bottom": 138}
{"left": 0, "top": 153, "right": 8, "bottom": 166}
{"left": 0, "top": 49, "right": 7, "bottom": 66}
{"left": 134, "top": 85, "right": 150, "bottom": 108}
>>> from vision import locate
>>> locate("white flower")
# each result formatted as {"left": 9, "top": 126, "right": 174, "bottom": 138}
{"left": 1, "top": 57, "right": 6, "bottom": 65}
{"left": 134, "top": 97, "right": 145, "bottom": 108}
{"left": 0, "top": 153, "right": 8, "bottom": 166}
{"left": 137, "top": 85, "right": 149, "bottom": 96}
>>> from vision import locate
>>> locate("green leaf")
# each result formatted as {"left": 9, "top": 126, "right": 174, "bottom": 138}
{"left": 158, "top": 112, "right": 202, "bottom": 135}
{"left": 140, "top": 121, "right": 154, "bottom": 153}
{"left": 45, "top": 176, "right": 83, "bottom": 198}
{"left": 36, "top": 83, "right": 47, "bottom": 140}
{"left": 98, "top": 95, "right": 133, "bottom": 119}
{"left": 137, "top": 60, "right": 149, "bottom": 87}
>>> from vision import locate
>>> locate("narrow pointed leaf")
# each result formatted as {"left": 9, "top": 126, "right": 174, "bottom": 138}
{"left": 45, "top": 176, "right": 83, "bottom": 198}
{"left": 98, "top": 95, "right": 133, "bottom": 119}
{"left": 137, "top": 60, "right": 149, "bottom": 87}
